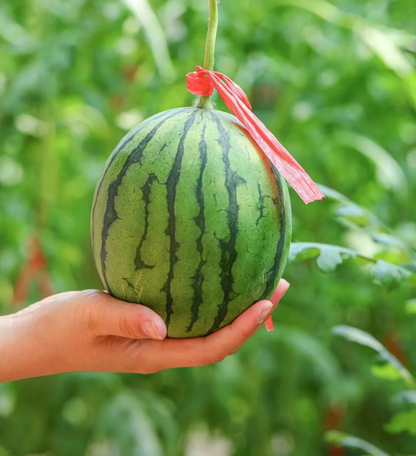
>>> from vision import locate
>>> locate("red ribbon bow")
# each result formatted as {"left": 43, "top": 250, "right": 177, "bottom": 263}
{"left": 186, "top": 66, "right": 324, "bottom": 204}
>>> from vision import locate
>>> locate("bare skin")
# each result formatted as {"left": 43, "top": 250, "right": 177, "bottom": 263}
{"left": 0, "top": 280, "right": 289, "bottom": 382}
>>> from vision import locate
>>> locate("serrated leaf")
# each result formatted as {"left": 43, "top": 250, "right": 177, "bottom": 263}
{"left": 404, "top": 262, "right": 416, "bottom": 274}
{"left": 332, "top": 326, "right": 415, "bottom": 388}
{"left": 372, "top": 233, "right": 410, "bottom": 251}
{"left": 385, "top": 410, "right": 416, "bottom": 436}
{"left": 316, "top": 247, "right": 343, "bottom": 272}
{"left": 393, "top": 391, "right": 416, "bottom": 405}
{"left": 318, "top": 186, "right": 412, "bottom": 256}
{"left": 289, "top": 243, "right": 358, "bottom": 272}
{"left": 335, "top": 204, "right": 370, "bottom": 228}
{"left": 289, "top": 243, "right": 321, "bottom": 263}
{"left": 371, "top": 260, "right": 412, "bottom": 289}
{"left": 325, "top": 430, "right": 390, "bottom": 456}
{"left": 290, "top": 243, "right": 416, "bottom": 289}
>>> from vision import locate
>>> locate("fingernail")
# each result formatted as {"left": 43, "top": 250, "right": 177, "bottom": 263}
{"left": 281, "top": 279, "right": 290, "bottom": 293}
{"left": 258, "top": 302, "right": 273, "bottom": 324}
{"left": 142, "top": 320, "right": 164, "bottom": 340}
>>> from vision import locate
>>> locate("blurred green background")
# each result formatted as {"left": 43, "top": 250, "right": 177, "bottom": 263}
{"left": 1, "top": 0, "right": 416, "bottom": 455}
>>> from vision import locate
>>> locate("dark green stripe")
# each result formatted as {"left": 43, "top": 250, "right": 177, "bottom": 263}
{"left": 208, "top": 112, "right": 240, "bottom": 334}
{"left": 187, "top": 122, "right": 208, "bottom": 333}
{"left": 256, "top": 183, "right": 266, "bottom": 226}
{"left": 100, "top": 110, "right": 184, "bottom": 294}
{"left": 161, "top": 110, "right": 197, "bottom": 329}
{"left": 134, "top": 173, "right": 159, "bottom": 270}
{"left": 259, "top": 168, "right": 287, "bottom": 300}
{"left": 91, "top": 109, "right": 172, "bottom": 251}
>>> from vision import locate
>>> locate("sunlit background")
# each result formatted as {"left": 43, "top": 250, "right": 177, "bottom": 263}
{"left": 1, "top": 0, "right": 416, "bottom": 455}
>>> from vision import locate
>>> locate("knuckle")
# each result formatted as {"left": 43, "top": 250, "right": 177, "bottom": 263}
{"left": 118, "top": 314, "right": 138, "bottom": 339}
{"left": 74, "top": 302, "right": 97, "bottom": 337}
{"left": 72, "top": 292, "right": 104, "bottom": 337}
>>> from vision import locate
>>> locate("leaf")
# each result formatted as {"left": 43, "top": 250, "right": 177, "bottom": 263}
{"left": 94, "top": 393, "right": 163, "bottom": 456}
{"left": 289, "top": 242, "right": 358, "bottom": 272}
{"left": 371, "top": 364, "right": 402, "bottom": 382}
{"left": 122, "top": 0, "right": 175, "bottom": 80}
{"left": 318, "top": 184, "right": 350, "bottom": 203}
{"left": 393, "top": 391, "right": 416, "bottom": 405}
{"left": 0, "top": 13, "right": 37, "bottom": 52}
{"left": 359, "top": 26, "right": 413, "bottom": 77}
{"left": 372, "top": 233, "right": 409, "bottom": 250}
{"left": 336, "top": 131, "right": 408, "bottom": 195}
{"left": 318, "top": 186, "right": 412, "bottom": 257}
{"left": 371, "top": 260, "right": 413, "bottom": 289}
{"left": 403, "top": 263, "right": 416, "bottom": 274}
{"left": 335, "top": 203, "right": 371, "bottom": 228}
{"left": 289, "top": 243, "right": 321, "bottom": 263}
{"left": 385, "top": 410, "right": 416, "bottom": 436}
{"left": 290, "top": 243, "right": 416, "bottom": 288}
{"left": 274, "top": 325, "right": 341, "bottom": 384}
{"left": 278, "top": 1, "right": 415, "bottom": 79}
{"left": 332, "top": 325, "right": 415, "bottom": 388}
{"left": 325, "top": 430, "right": 390, "bottom": 456}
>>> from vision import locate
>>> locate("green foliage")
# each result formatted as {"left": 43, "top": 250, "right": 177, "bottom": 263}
{"left": 385, "top": 410, "right": 416, "bottom": 437}
{"left": 290, "top": 242, "right": 416, "bottom": 288}
{"left": 332, "top": 325, "right": 415, "bottom": 388}
{"left": 331, "top": 325, "right": 416, "bottom": 453}
{"left": 1, "top": 0, "right": 416, "bottom": 454}
{"left": 325, "top": 430, "right": 390, "bottom": 456}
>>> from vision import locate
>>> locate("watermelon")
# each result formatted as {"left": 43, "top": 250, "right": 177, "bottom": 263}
{"left": 91, "top": 107, "right": 292, "bottom": 338}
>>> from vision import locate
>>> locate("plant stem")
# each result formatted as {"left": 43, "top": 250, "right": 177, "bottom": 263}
{"left": 196, "top": 0, "right": 218, "bottom": 109}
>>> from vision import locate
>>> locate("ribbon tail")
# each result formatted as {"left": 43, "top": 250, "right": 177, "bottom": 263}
{"left": 209, "top": 73, "right": 324, "bottom": 204}
{"left": 221, "top": 74, "right": 252, "bottom": 110}
{"left": 264, "top": 315, "right": 274, "bottom": 332}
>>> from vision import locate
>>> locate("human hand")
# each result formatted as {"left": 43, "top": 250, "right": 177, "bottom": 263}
{"left": 0, "top": 279, "right": 289, "bottom": 382}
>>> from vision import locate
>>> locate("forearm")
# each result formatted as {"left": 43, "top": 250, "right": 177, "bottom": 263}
{"left": 0, "top": 311, "right": 55, "bottom": 382}
{"left": 0, "top": 314, "right": 24, "bottom": 382}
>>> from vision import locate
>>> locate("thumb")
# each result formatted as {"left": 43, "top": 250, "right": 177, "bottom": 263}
{"left": 85, "top": 291, "right": 167, "bottom": 340}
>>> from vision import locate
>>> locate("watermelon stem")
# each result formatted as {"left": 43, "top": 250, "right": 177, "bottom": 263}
{"left": 197, "top": 0, "right": 218, "bottom": 110}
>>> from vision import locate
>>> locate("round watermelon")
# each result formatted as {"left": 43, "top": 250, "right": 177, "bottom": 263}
{"left": 91, "top": 107, "right": 292, "bottom": 338}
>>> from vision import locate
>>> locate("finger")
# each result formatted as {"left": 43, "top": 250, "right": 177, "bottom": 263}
{"left": 139, "top": 279, "right": 290, "bottom": 371}
{"left": 263, "top": 278, "right": 291, "bottom": 330}
{"left": 269, "top": 278, "right": 290, "bottom": 308}
{"left": 137, "top": 299, "right": 272, "bottom": 371}
{"left": 203, "top": 278, "right": 290, "bottom": 356}
{"left": 82, "top": 291, "right": 167, "bottom": 340}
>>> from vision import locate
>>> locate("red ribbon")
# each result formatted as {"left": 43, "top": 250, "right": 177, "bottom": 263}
{"left": 264, "top": 315, "right": 274, "bottom": 332}
{"left": 186, "top": 66, "right": 324, "bottom": 204}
